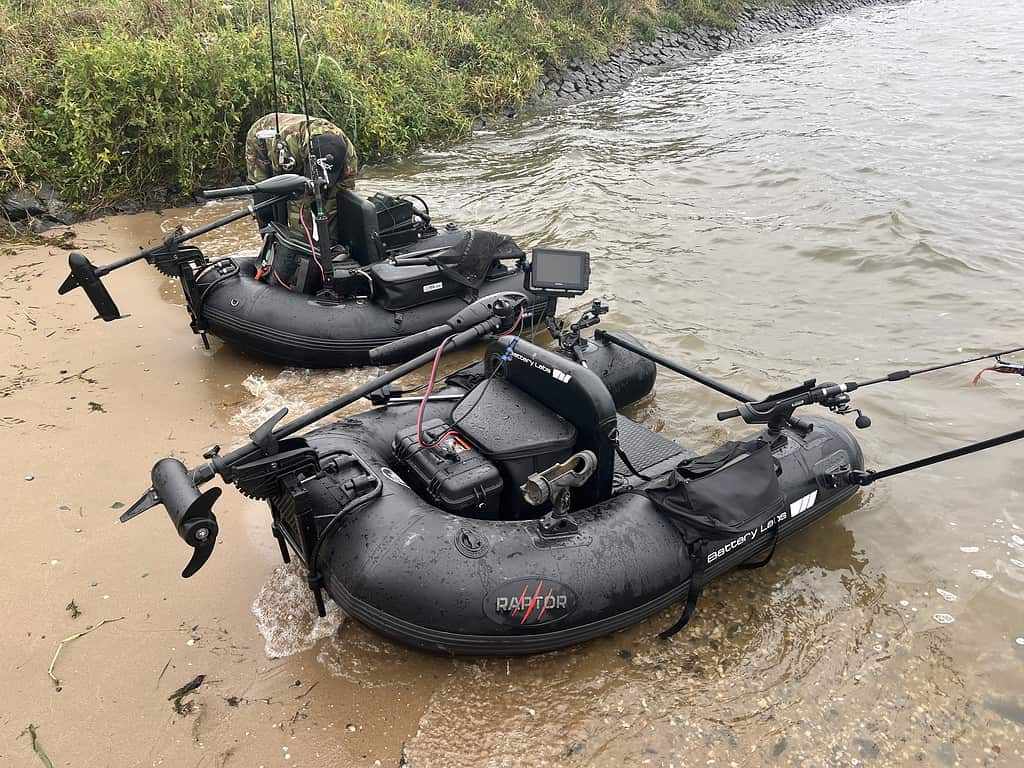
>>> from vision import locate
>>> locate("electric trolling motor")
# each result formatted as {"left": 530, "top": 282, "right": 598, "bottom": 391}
{"left": 118, "top": 292, "right": 528, "bottom": 578}
{"left": 57, "top": 174, "right": 316, "bottom": 327}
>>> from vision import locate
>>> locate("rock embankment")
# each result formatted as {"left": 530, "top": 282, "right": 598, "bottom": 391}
{"left": 474, "top": 0, "right": 889, "bottom": 129}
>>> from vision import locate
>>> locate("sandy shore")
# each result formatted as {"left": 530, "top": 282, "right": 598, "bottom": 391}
{"left": 0, "top": 214, "right": 440, "bottom": 767}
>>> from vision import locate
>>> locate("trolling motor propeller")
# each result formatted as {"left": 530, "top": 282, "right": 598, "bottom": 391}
{"left": 120, "top": 459, "right": 221, "bottom": 577}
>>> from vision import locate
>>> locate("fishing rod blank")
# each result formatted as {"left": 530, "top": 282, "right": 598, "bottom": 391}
{"left": 853, "top": 345, "right": 1024, "bottom": 388}
{"left": 268, "top": 0, "right": 281, "bottom": 137}
{"left": 850, "top": 426, "right": 1024, "bottom": 486}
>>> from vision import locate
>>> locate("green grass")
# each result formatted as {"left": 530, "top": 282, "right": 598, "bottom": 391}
{"left": 0, "top": 0, "right": 749, "bottom": 211}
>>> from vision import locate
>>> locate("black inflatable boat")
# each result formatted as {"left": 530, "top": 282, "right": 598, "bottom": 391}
{"left": 284, "top": 355, "right": 861, "bottom": 654}
{"left": 118, "top": 295, "right": 910, "bottom": 655}
{"left": 58, "top": 174, "right": 590, "bottom": 367}
{"left": 116, "top": 295, "right": 1024, "bottom": 653}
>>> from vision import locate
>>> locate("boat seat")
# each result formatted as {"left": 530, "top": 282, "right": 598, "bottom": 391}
{"left": 335, "top": 188, "right": 384, "bottom": 265}
{"left": 613, "top": 415, "right": 692, "bottom": 476}
{"left": 483, "top": 337, "right": 618, "bottom": 507}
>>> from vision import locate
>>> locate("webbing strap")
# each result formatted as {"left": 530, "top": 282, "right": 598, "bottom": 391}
{"left": 660, "top": 540, "right": 706, "bottom": 639}
{"left": 660, "top": 517, "right": 781, "bottom": 639}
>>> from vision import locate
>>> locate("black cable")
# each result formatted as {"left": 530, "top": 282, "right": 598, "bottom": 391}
{"left": 308, "top": 479, "right": 382, "bottom": 576}
{"left": 446, "top": 357, "right": 506, "bottom": 433}
{"left": 415, "top": 350, "right": 506, "bottom": 447}
{"left": 405, "top": 194, "right": 430, "bottom": 217}
{"left": 404, "top": 358, "right": 480, "bottom": 393}
{"left": 613, "top": 441, "right": 652, "bottom": 481}
{"left": 196, "top": 273, "right": 235, "bottom": 307}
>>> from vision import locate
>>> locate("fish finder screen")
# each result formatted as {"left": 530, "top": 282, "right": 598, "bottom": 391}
{"left": 528, "top": 248, "right": 591, "bottom": 296}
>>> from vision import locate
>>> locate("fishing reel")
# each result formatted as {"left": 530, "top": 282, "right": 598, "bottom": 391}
{"left": 817, "top": 385, "right": 872, "bottom": 429}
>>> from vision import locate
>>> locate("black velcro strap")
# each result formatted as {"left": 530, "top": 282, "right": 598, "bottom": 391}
{"left": 660, "top": 540, "right": 706, "bottom": 639}
{"left": 737, "top": 520, "right": 780, "bottom": 570}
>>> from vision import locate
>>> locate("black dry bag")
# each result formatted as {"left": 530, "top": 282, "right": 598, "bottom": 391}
{"left": 645, "top": 439, "right": 786, "bottom": 638}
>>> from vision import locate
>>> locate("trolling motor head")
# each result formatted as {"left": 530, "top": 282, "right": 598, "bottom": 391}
{"left": 368, "top": 291, "right": 528, "bottom": 364}
{"left": 200, "top": 173, "right": 312, "bottom": 200}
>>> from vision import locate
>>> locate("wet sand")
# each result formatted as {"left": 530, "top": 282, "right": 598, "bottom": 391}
{"left": 1, "top": 215, "right": 440, "bottom": 767}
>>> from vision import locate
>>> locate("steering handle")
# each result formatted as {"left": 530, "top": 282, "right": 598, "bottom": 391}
{"left": 202, "top": 184, "right": 258, "bottom": 199}
{"left": 202, "top": 173, "right": 312, "bottom": 200}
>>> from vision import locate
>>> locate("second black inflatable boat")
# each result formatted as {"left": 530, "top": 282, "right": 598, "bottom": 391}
{"left": 59, "top": 174, "right": 589, "bottom": 367}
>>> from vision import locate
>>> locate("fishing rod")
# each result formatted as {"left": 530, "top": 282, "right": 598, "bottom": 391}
{"left": 597, "top": 331, "right": 1024, "bottom": 484}
{"left": 846, "top": 345, "right": 1024, "bottom": 388}
{"left": 287, "top": 0, "right": 332, "bottom": 261}
{"left": 713, "top": 344, "right": 1024, "bottom": 426}
{"left": 267, "top": 0, "right": 282, "bottom": 140}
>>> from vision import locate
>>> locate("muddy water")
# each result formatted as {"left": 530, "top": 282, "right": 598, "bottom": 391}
{"left": 5, "top": 0, "right": 1024, "bottom": 765}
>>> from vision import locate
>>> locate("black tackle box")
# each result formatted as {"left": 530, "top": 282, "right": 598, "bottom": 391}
{"left": 393, "top": 419, "right": 504, "bottom": 519}
{"left": 452, "top": 378, "right": 577, "bottom": 512}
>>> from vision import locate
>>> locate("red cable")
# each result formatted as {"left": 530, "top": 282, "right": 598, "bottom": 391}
{"left": 415, "top": 307, "right": 524, "bottom": 448}
{"left": 416, "top": 332, "right": 460, "bottom": 448}
{"left": 299, "top": 203, "right": 327, "bottom": 286}
{"left": 507, "top": 307, "right": 525, "bottom": 337}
